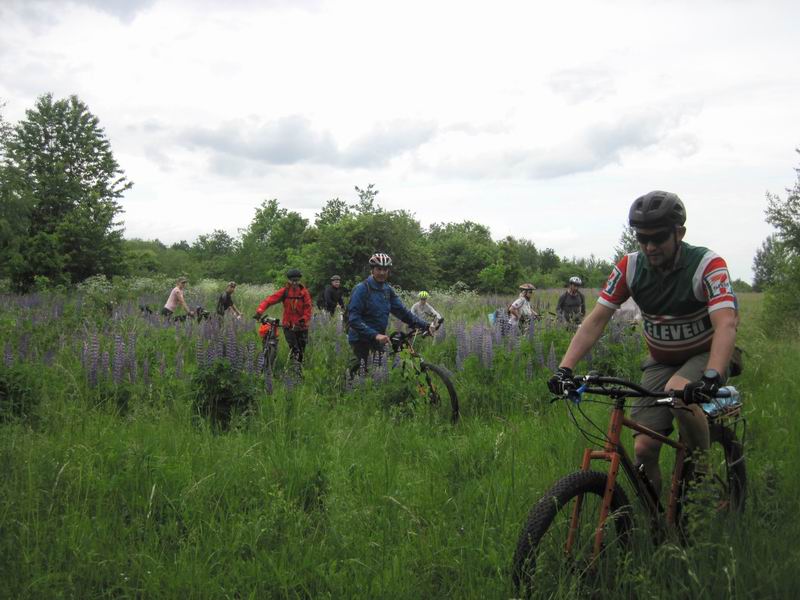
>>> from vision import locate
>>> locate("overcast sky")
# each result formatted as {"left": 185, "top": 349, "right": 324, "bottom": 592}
{"left": 2, "top": 0, "right": 799, "bottom": 281}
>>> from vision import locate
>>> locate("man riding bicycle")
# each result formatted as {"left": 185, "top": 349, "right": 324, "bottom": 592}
{"left": 548, "top": 191, "right": 738, "bottom": 495}
{"left": 255, "top": 268, "right": 313, "bottom": 366}
{"left": 347, "top": 253, "right": 434, "bottom": 377}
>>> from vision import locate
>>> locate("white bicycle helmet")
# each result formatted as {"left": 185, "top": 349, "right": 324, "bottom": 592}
{"left": 369, "top": 253, "right": 393, "bottom": 267}
{"left": 568, "top": 276, "right": 582, "bottom": 286}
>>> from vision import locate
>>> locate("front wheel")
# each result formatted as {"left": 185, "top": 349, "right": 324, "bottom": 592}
{"left": 261, "top": 339, "right": 278, "bottom": 374}
{"left": 707, "top": 423, "right": 746, "bottom": 512}
{"left": 512, "top": 470, "right": 633, "bottom": 597}
{"left": 419, "top": 362, "right": 459, "bottom": 424}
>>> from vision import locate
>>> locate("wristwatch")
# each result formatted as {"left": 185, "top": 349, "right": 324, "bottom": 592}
{"left": 703, "top": 368, "right": 720, "bottom": 381}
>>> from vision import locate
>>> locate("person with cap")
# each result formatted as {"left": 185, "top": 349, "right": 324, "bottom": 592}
{"left": 162, "top": 277, "right": 194, "bottom": 319}
{"left": 216, "top": 281, "right": 242, "bottom": 319}
{"left": 410, "top": 291, "right": 443, "bottom": 327}
{"left": 508, "top": 283, "right": 539, "bottom": 334}
{"left": 320, "top": 275, "right": 347, "bottom": 317}
{"left": 255, "top": 268, "right": 313, "bottom": 366}
{"left": 347, "top": 253, "right": 434, "bottom": 377}
{"left": 556, "top": 276, "right": 586, "bottom": 325}
{"left": 548, "top": 191, "right": 739, "bottom": 496}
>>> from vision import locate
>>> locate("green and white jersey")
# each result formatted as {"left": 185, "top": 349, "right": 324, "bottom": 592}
{"left": 598, "top": 242, "right": 737, "bottom": 365}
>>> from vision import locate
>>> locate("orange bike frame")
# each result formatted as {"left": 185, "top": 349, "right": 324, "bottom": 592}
{"left": 565, "top": 401, "right": 688, "bottom": 559}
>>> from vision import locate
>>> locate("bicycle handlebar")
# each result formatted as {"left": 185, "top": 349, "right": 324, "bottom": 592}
{"left": 564, "top": 374, "right": 734, "bottom": 406}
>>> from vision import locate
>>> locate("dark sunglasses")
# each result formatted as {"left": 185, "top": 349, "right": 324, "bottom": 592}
{"left": 635, "top": 229, "right": 672, "bottom": 245}
{"left": 289, "top": 278, "right": 301, "bottom": 283}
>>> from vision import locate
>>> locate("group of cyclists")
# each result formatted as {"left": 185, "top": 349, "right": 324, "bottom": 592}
{"left": 164, "top": 191, "right": 739, "bottom": 492}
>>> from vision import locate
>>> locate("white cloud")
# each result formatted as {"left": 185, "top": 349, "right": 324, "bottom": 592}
{"left": 1, "top": 0, "right": 799, "bottom": 280}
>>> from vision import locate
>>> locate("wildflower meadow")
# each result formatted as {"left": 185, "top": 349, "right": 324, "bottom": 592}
{"left": 0, "top": 279, "right": 797, "bottom": 598}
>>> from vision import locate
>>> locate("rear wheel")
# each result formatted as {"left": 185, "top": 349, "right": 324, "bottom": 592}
{"left": 418, "top": 362, "right": 459, "bottom": 424}
{"left": 512, "top": 470, "right": 633, "bottom": 597}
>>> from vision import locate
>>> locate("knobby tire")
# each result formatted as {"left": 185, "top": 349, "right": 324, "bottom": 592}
{"left": 419, "top": 361, "right": 459, "bottom": 424}
{"left": 512, "top": 470, "right": 633, "bottom": 597}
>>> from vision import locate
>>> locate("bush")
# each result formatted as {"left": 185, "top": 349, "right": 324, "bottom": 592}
{"left": 0, "top": 363, "right": 41, "bottom": 424}
{"left": 191, "top": 358, "right": 257, "bottom": 429}
{"left": 761, "top": 256, "right": 800, "bottom": 335}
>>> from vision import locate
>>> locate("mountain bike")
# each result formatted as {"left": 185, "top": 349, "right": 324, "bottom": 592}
{"left": 388, "top": 329, "right": 459, "bottom": 425}
{"left": 511, "top": 373, "right": 746, "bottom": 596}
{"left": 257, "top": 315, "right": 280, "bottom": 373}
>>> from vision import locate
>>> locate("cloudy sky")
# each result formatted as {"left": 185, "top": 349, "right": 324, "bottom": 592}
{"left": 2, "top": 0, "right": 799, "bottom": 281}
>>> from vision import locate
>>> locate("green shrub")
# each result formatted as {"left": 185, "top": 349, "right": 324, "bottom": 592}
{"left": 191, "top": 358, "right": 256, "bottom": 429}
{"left": 761, "top": 256, "right": 800, "bottom": 335}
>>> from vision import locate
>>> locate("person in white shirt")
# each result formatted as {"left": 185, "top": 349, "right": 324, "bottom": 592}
{"left": 410, "top": 291, "right": 443, "bottom": 326}
{"left": 508, "top": 283, "right": 539, "bottom": 334}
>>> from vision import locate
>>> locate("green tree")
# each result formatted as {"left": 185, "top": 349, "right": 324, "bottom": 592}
{"left": 752, "top": 234, "right": 787, "bottom": 291}
{"left": 613, "top": 224, "right": 639, "bottom": 262}
{"left": 428, "top": 221, "right": 497, "bottom": 288}
{"left": 2, "top": 94, "right": 131, "bottom": 290}
{"left": 765, "top": 149, "right": 800, "bottom": 253}
{"left": 233, "top": 199, "right": 309, "bottom": 283}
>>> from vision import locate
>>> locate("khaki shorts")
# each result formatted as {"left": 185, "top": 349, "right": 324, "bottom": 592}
{"left": 630, "top": 352, "right": 728, "bottom": 436}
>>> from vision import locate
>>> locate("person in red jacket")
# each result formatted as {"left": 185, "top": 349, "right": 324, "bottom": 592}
{"left": 255, "top": 268, "right": 313, "bottom": 365}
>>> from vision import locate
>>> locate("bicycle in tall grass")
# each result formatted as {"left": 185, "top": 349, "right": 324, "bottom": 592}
{"left": 256, "top": 315, "right": 281, "bottom": 373}
{"left": 375, "top": 328, "right": 460, "bottom": 425}
{"left": 512, "top": 373, "right": 746, "bottom": 596}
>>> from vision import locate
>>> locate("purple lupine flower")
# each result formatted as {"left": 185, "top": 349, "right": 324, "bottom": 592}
{"left": 455, "top": 321, "right": 468, "bottom": 370}
{"left": 546, "top": 342, "right": 558, "bottom": 372}
{"left": 481, "top": 331, "right": 494, "bottom": 368}
{"left": 88, "top": 332, "right": 101, "bottom": 387}
{"left": 112, "top": 334, "right": 125, "bottom": 385}
{"left": 195, "top": 339, "right": 205, "bottom": 368}
{"left": 527, "top": 318, "right": 536, "bottom": 342}
{"left": 225, "top": 323, "right": 236, "bottom": 355}
{"left": 526, "top": 358, "right": 534, "bottom": 380}
{"left": 42, "top": 349, "right": 55, "bottom": 366}
{"left": 142, "top": 356, "right": 151, "bottom": 386}
{"left": 174, "top": 350, "right": 183, "bottom": 378}
{"left": 335, "top": 315, "right": 343, "bottom": 335}
{"left": 99, "top": 350, "right": 110, "bottom": 381}
{"left": 214, "top": 333, "right": 224, "bottom": 363}
{"left": 4, "top": 343, "right": 13, "bottom": 367}
{"left": 245, "top": 341, "right": 256, "bottom": 375}
{"left": 435, "top": 322, "right": 446, "bottom": 343}
{"left": 18, "top": 332, "right": 30, "bottom": 360}
{"left": 127, "top": 333, "right": 138, "bottom": 383}
{"left": 534, "top": 336, "right": 545, "bottom": 367}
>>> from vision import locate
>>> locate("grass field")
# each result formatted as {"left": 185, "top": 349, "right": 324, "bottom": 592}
{"left": 1, "top": 284, "right": 798, "bottom": 599}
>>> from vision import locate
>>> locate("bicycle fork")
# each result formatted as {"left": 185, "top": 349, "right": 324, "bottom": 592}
{"left": 565, "top": 404, "right": 689, "bottom": 561}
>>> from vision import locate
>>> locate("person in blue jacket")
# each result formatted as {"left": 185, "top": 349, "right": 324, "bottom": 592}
{"left": 347, "top": 252, "right": 433, "bottom": 377}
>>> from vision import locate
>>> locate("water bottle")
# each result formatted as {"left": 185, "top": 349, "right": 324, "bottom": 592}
{"left": 700, "top": 386, "right": 741, "bottom": 417}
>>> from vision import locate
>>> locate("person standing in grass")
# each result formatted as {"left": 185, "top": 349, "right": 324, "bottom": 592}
{"left": 411, "top": 291, "right": 443, "bottom": 327}
{"left": 320, "top": 275, "right": 347, "bottom": 317}
{"left": 216, "top": 281, "right": 242, "bottom": 319}
{"left": 162, "top": 277, "right": 194, "bottom": 319}
{"left": 508, "top": 283, "right": 539, "bottom": 334}
{"left": 255, "top": 269, "right": 313, "bottom": 366}
{"left": 548, "top": 191, "right": 738, "bottom": 495}
{"left": 556, "top": 276, "right": 586, "bottom": 325}
{"left": 347, "top": 253, "right": 433, "bottom": 377}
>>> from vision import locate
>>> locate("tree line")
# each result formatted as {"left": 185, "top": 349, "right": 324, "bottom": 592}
{"left": 0, "top": 93, "right": 786, "bottom": 299}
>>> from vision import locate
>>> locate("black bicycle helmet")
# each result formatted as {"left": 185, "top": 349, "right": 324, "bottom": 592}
{"left": 286, "top": 268, "right": 302, "bottom": 279}
{"left": 628, "top": 191, "right": 686, "bottom": 228}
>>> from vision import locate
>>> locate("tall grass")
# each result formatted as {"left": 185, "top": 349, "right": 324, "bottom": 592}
{"left": 0, "top": 289, "right": 797, "bottom": 598}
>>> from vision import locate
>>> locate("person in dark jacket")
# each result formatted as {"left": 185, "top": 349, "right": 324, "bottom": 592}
{"left": 347, "top": 253, "right": 432, "bottom": 377}
{"left": 255, "top": 268, "right": 313, "bottom": 365}
{"left": 216, "top": 281, "right": 242, "bottom": 319}
{"left": 321, "top": 275, "right": 346, "bottom": 316}
{"left": 557, "top": 276, "right": 586, "bottom": 324}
